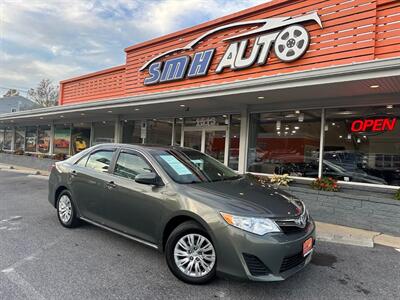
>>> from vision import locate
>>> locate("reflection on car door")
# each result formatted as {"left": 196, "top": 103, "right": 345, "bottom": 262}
{"left": 71, "top": 148, "right": 116, "bottom": 224}
{"left": 104, "top": 149, "right": 164, "bottom": 244}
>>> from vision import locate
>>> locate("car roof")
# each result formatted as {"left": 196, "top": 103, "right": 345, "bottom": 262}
{"left": 93, "top": 143, "right": 188, "bottom": 152}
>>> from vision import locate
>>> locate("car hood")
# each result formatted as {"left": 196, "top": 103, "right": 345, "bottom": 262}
{"left": 182, "top": 176, "right": 302, "bottom": 218}
{"left": 348, "top": 171, "right": 387, "bottom": 184}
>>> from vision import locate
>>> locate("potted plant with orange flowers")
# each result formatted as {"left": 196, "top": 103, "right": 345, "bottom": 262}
{"left": 311, "top": 177, "right": 339, "bottom": 192}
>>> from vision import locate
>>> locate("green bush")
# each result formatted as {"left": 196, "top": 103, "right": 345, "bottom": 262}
{"left": 395, "top": 189, "right": 400, "bottom": 201}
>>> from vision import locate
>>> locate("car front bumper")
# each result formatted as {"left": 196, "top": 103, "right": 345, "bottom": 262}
{"left": 213, "top": 218, "right": 316, "bottom": 281}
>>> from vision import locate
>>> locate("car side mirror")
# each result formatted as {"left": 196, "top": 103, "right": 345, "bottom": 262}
{"left": 135, "top": 173, "right": 163, "bottom": 186}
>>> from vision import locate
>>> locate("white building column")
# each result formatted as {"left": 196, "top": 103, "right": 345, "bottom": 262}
{"left": 89, "top": 122, "right": 94, "bottom": 147}
{"left": 49, "top": 123, "right": 55, "bottom": 155}
{"left": 10, "top": 126, "right": 16, "bottom": 152}
{"left": 114, "top": 117, "right": 122, "bottom": 143}
{"left": 223, "top": 116, "right": 230, "bottom": 166}
{"left": 171, "top": 120, "right": 176, "bottom": 146}
{"left": 318, "top": 108, "right": 326, "bottom": 178}
{"left": 238, "top": 106, "right": 249, "bottom": 174}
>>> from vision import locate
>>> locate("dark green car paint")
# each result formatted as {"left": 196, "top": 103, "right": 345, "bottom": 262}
{"left": 49, "top": 144, "right": 316, "bottom": 282}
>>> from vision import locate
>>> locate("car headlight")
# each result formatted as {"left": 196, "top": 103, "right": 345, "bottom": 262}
{"left": 220, "top": 212, "right": 281, "bottom": 235}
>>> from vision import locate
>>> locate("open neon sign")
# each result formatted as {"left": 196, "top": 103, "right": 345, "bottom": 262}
{"left": 351, "top": 118, "right": 397, "bottom": 132}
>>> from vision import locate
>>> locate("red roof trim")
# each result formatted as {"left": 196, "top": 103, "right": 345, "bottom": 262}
{"left": 60, "top": 65, "right": 126, "bottom": 84}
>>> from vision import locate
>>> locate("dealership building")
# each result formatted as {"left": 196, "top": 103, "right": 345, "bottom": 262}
{"left": 1, "top": 0, "right": 400, "bottom": 228}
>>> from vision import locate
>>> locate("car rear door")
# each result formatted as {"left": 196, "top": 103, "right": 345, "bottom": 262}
{"left": 70, "top": 147, "right": 117, "bottom": 224}
{"left": 103, "top": 148, "right": 165, "bottom": 244}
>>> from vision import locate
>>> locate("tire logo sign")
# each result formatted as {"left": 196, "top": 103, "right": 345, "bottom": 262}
{"left": 141, "top": 12, "right": 322, "bottom": 85}
{"left": 274, "top": 25, "right": 310, "bottom": 62}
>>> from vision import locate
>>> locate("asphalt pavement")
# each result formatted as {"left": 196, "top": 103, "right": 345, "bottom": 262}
{"left": 0, "top": 170, "right": 399, "bottom": 300}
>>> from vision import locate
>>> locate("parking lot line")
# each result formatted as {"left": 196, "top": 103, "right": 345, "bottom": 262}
{"left": 2, "top": 268, "right": 46, "bottom": 300}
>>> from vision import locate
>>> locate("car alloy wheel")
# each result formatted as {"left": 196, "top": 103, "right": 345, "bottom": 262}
{"left": 165, "top": 221, "right": 217, "bottom": 284}
{"left": 173, "top": 233, "right": 216, "bottom": 278}
{"left": 56, "top": 190, "right": 80, "bottom": 228}
{"left": 58, "top": 195, "right": 72, "bottom": 224}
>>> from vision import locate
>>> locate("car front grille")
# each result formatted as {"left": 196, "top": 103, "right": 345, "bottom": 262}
{"left": 275, "top": 208, "right": 310, "bottom": 235}
{"left": 276, "top": 222, "right": 310, "bottom": 234}
{"left": 242, "top": 253, "right": 270, "bottom": 276}
{"left": 280, "top": 251, "right": 305, "bottom": 273}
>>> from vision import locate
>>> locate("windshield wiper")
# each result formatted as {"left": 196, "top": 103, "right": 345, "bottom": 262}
{"left": 185, "top": 180, "right": 202, "bottom": 184}
{"left": 225, "top": 174, "right": 242, "bottom": 180}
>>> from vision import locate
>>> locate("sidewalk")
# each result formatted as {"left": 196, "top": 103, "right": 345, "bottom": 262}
{"left": 0, "top": 163, "right": 399, "bottom": 249}
{"left": 0, "top": 163, "right": 50, "bottom": 176}
{"left": 315, "top": 221, "right": 400, "bottom": 249}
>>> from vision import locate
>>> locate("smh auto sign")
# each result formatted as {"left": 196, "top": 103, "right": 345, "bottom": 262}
{"left": 141, "top": 12, "right": 323, "bottom": 85}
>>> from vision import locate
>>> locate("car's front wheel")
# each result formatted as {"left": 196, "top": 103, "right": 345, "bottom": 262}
{"left": 57, "top": 190, "right": 80, "bottom": 228}
{"left": 165, "top": 221, "right": 216, "bottom": 284}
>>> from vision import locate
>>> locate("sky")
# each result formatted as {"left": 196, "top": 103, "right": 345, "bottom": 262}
{"left": 0, "top": 0, "right": 267, "bottom": 96}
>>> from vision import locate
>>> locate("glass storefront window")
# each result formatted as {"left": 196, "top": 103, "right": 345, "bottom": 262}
{"left": 71, "top": 123, "right": 91, "bottom": 155}
{"left": 183, "top": 130, "right": 202, "bottom": 150}
{"left": 93, "top": 121, "right": 114, "bottom": 145}
{"left": 38, "top": 125, "right": 51, "bottom": 154}
{"left": 145, "top": 119, "right": 173, "bottom": 146}
{"left": 248, "top": 110, "right": 321, "bottom": 176}
{"left": 54, "top": 124, "right": 71, "bottom": 155}
{"left": 25, "top": 126, "right": 38, "bottom": 152}
{"left": 324, "top": 106, "right": 400, "bottom": 186}
{"left": 15, "top": 127, "right": 25, "bottom": 151}
{"left": 4, "top": 127, "right": 12, "bottom": 150}
{"left": 122, "top": 120, "right": 141, "bottom": 144}
{"left": 229, "top": 115, "right": 241, "bottom": 170}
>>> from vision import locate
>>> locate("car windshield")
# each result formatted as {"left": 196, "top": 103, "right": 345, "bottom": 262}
{"left": 151, "top": 148, "right": 241, "bottom": 184}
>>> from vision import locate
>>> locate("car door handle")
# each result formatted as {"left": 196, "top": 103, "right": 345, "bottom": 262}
{"left": 105, "top": 181, "right": 117, "bottom": 189}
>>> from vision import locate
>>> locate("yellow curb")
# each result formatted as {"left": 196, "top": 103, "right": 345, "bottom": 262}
{"left": 374, "top": 234, "right": 400, "bottom": 249}
{"left": 0, "top": 164, "right": 50, "bottom": 176}
{"left": 316, "top": 221, "right": 380, "bottom": 239}
{"left": 315, "top": 221, "right": 380, "bottom": 248}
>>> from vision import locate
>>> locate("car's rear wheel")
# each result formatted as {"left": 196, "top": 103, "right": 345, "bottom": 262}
{"left": 57, "top": 190, "right": 80, "bottom": 228}
{"left": 165, "top": 221, "right": 216, "bottom": 284}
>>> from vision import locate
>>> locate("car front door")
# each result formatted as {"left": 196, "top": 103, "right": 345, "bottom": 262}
{"left": 103, "top": 149, "right": 165, "bottom": 244}
{"left": 70, "top": 148, "right": 116, "bottom": 224}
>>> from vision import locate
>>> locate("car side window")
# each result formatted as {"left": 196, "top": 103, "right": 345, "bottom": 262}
{"left": 76, "top": 155, "right": 89, "bottom": 167}
{"left": 86, "top": 150, "right": 114, "bottom": 172}
{"left": 114, "top": 152, "right": 154, "bottom": 180}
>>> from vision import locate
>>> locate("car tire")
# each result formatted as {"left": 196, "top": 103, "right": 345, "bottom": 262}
{"left": 165, "top": 221, "right": 217, "bottom": 284}
{"left": 56, "top": 190, "right": 80, "bottom": 228}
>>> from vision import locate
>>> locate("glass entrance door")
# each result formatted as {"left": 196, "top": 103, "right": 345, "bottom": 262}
{"left": 183, "top": 130, "right": 202, "bottom": 151}
{"left": 205, "top": 130, "right": 226, "bottom": 163}
{"left": 183, "top": 126, "right": 228, "bottom": 165}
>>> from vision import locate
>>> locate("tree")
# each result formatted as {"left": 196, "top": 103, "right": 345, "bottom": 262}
{"left": 28, "top": 79, "right": 59, "bottom": 107}
{"left": 3, "top": 89, "right": 20, "bottom": 97}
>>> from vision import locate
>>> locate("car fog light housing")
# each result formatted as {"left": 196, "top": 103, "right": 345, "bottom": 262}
{"left": 220, "top": 212, "right": 281, "bottom": 235}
